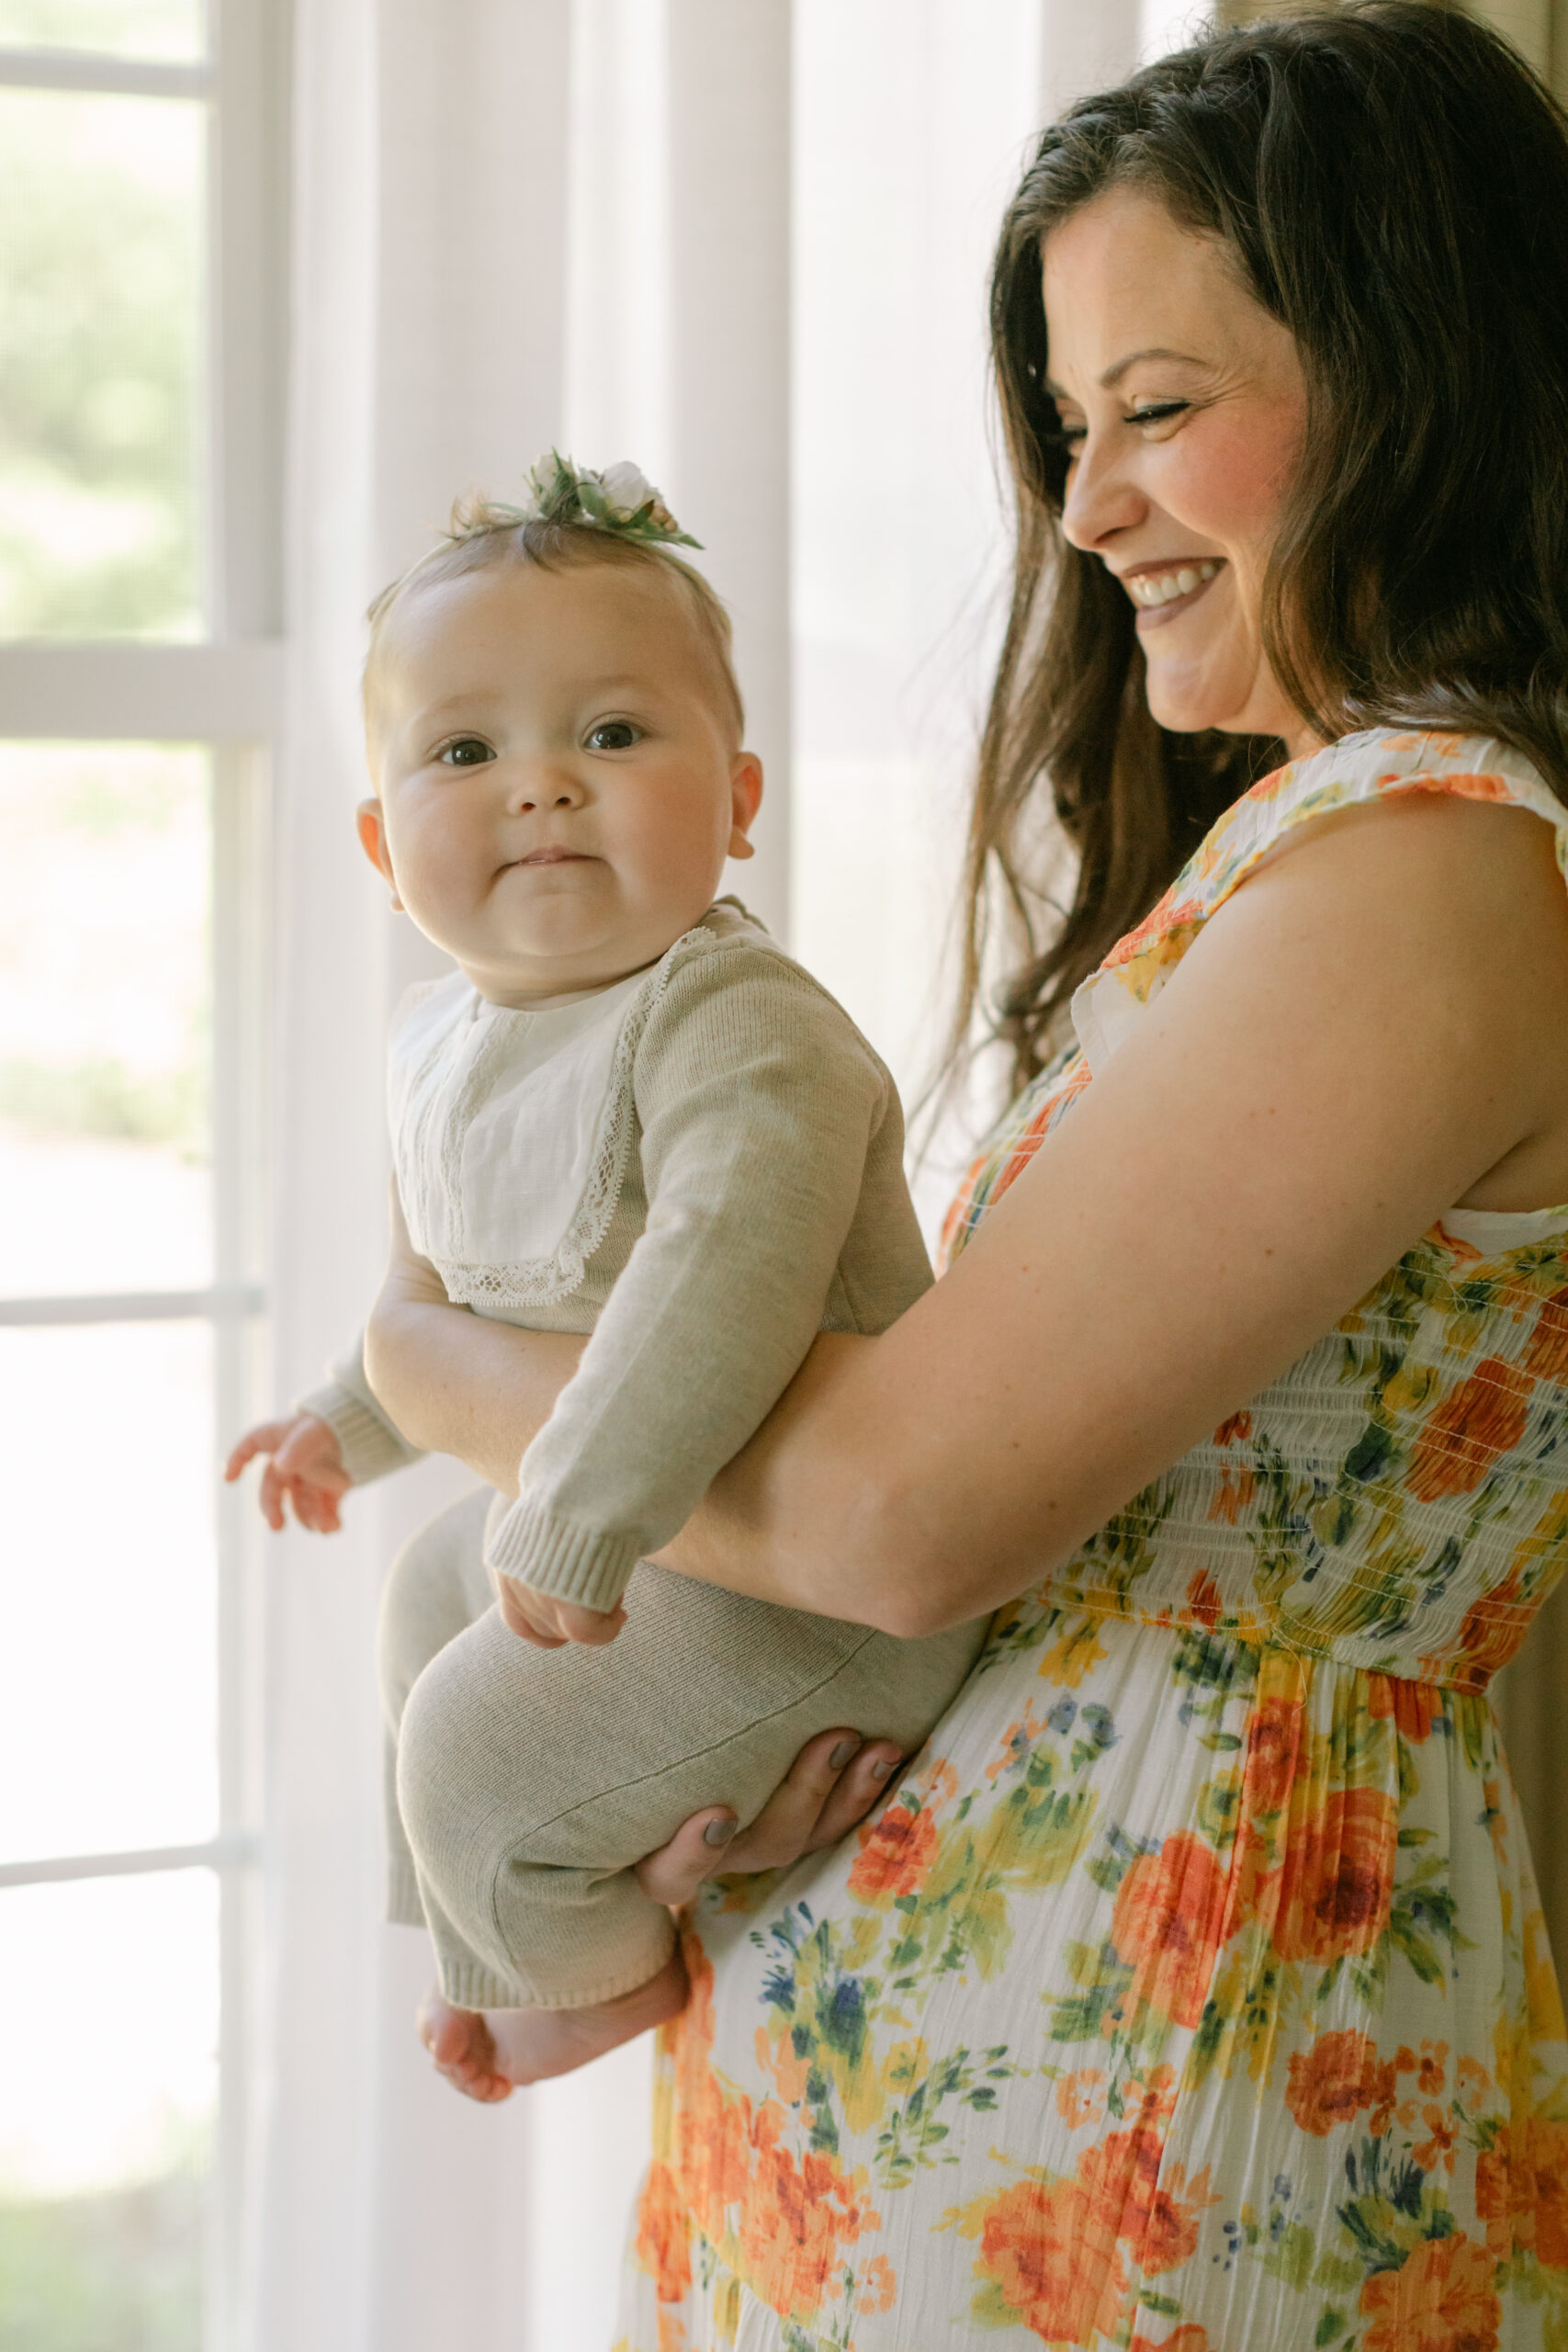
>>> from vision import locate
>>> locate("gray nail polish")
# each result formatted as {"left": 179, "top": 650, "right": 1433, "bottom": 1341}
{"left": 829, "top": 1737, "right": 862, "bottom": 1770}
{"left": 870, "top": 1757, "right": 897, "bottom": 1782}
{"left": 703, "top": 1816, "right": 738, "bottom": 1847}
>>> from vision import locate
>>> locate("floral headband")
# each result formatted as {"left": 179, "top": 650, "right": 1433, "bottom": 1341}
{"left": 509, "top": 450, "right": 702, "bottom": 549}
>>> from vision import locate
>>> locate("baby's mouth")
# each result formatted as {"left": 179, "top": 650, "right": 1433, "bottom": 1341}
{"left": 1124, "top": 559, "right": 1224, "bottom": 629}
{"left": 513, "top": 847, "right": 594, "bottom": 866}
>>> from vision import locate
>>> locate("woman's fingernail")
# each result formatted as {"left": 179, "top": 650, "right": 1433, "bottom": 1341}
{"left": 870, "top": 1757, "right": 897, "bottom": 1782}
{"left": 703, "top": 1816, "right": 738, "bottom": 1847}
{"left": 829, "top": 1737, "right": 862, "bottom": 1770}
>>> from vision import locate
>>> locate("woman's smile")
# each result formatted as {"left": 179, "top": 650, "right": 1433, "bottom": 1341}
{"left": 1118, "top": 556, "right": 1224, "bottom": 628}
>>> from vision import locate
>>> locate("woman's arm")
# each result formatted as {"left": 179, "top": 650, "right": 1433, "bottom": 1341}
{"left": 360, "top": 795, "right": 1568, "bottom": 1642}
{"left": 362, "top": 1190, "right": 584, "bottom": 1494}
{"left": 656, "top": 793, "right": 1568, "bottom": 1634}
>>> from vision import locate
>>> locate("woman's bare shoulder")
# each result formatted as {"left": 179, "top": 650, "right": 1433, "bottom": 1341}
{"left": 1201, "top": 780, "right": 1568, "bottom": 1211}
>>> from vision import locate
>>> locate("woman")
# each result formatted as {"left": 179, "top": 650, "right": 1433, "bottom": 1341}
{"left": 367, "top": 6, "right": 1568, "bottom": 2344}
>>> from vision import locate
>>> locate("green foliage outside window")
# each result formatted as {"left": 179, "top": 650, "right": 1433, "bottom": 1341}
{"left": 0, "top": 86, "right": 202, "bottom": 639}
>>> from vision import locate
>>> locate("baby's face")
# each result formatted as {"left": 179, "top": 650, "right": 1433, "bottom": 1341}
{"left": 361, "top": 560, "right": 761, "bottom": 1003}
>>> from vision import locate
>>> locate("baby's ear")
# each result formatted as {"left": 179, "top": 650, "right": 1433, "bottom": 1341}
{"left": 728, "top": 753, "right": 763, "bottom": 861}
{"left": 356, "top": 799, "right": 403, "bottom": 908}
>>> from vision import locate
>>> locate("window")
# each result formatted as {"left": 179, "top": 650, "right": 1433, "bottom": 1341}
{"left": 0, "top": 4, "right": 283, "bottom": 2345}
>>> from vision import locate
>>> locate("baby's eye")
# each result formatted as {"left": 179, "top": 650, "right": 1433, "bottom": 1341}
{"left": 585, "top": 719, "right": 642, "bottom": 752}
{"left": 438, "top": 737, "right": 496, "bottom": 768}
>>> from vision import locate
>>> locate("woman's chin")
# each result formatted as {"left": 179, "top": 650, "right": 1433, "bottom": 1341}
{"left": 1144, "top": 667, "right": 1271, "bottom": 741}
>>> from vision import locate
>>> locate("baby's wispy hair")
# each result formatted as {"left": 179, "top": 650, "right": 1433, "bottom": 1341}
{"left": 363, "top": 487, "right": 745, "bottom": 743}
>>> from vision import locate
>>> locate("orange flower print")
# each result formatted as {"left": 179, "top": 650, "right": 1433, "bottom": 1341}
{"left": 847, "top": 1796, "right": 938, "bottom": 1903}
{"left": 1368, "top": 1672, "right": 1441, "bottom": 1742}
{"left": 987, "top": 1702, "right": 1048, "bottom": 1781}
{"left": 634, "top": 2162, "right": 694, "bottom": 2305}
{"left": 1407, "top": 1357, "right": 1531, "bottom": 1501}
{"left": 1242, "top": 1691, "right": 1303, "bottom": 1815}
{"left": 1111, "top": 1832, "right": 1235, "bottom": 2028}
{"left": 970, "top": 2176, "right": 1126, "bottom": 2347}
{"left": 1185, "top": 1569, "right": 1224, "bottom": 1625}
{"left": 1455, "top": 2054, "right": 1491, "bottom": 2116}
{"left": 1443, "top": 1573, "right": 1530, "bottom": 1693}
{"left": 1105, "top": 894, "right": 1205, "bottom": 972}
{"left": 1414, "top": 2104, "right": 1458, "bottom": 2174}
{"left": 1476, "top": 2116, "right": 1568, "bottom": 2265}
{"left": 1208, "top": 1465, "right": 1256, "bottom": 1525}
{"left": 1531, "top": 2117, "right": 1568, "bottom": 2268}
{"left": 1418, "top": 2040, "right": 1450, "bottom": 2096}
{"left": 1214, "top": 1410, "right": 1253, "bottom": 1447}
{"left": 855, "top": 2253, "right": 897, "bottom": 2315}
{"left": 1524, "top": 1285, "right": 1568, "bottom": 1383}
{"left": 1475, "top": 2138, "right": 1530, "bottom": 2261}
{"left": 1132, "top": 2331, "right": 1214, "bottom": 2352}
{"left": 1134, "top": 2181, "right": 1207, "bottom": 2278}
{"left": 1358, "top": 2231, "right": 1501, "bottom": 2352}
{"left": 1055, "top": 2068, "right": 1108, "bottom": 2131}
{"left": 735, "top": 2114, "right": 880, "bottom": 2324}
{"left": 1367, "top": 2049, "right": 1418, "bottom": 2140}
{"left": 1077, "top": 2127, "right": 1162, "bottom": 2261}
{"left": 1285, "top": 2030, "right": 1379, "bottom": 2136}
{"left": 1269, "top": 1786, "right": 1397, "bottom": 1964}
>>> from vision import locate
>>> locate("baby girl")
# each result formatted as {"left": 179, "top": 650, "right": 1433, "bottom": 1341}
{"left": 228, "top": 457, "right": 987, "bottom": 2095}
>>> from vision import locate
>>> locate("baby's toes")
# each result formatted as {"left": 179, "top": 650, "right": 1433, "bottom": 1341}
{"left": 418, "top": 1988, "right": 478, "bottom": 2067}
{"left": 439, "top": 2049, "right": 512, "bottom": 2103}
{"left": 418, "top": 1986, "right": 511, "bottom": 2100}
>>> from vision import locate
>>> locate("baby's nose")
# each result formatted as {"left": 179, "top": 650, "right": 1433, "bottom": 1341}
{"left": 510, "top": 763, "right": 585, "bottom": 812}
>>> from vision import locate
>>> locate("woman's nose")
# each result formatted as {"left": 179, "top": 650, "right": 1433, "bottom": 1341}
{"left": 1059, "top": 433, "right": 1145, "bottom": 555}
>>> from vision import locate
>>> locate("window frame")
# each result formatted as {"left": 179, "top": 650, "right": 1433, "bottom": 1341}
{"left": 0, "top": 4, "right": 288, "bottom": 2343}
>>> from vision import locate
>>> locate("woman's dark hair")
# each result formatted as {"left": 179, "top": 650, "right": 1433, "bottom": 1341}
{"left": 965, "top": 0, "right": 1568, "bottom": 1096}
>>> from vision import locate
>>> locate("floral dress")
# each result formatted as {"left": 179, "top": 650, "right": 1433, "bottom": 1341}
{"left": 615, "top": 729, "right": 1568, "bottom": 2352}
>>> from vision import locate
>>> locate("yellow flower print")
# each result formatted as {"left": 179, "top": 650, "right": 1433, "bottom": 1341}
{"left": 1036, "top": 1613, "right": 1110, "bottom": 1688}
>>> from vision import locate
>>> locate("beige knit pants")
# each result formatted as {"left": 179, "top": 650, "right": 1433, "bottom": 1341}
{"left": 378, "top": 1487, "right": 989, "bottom": 2009}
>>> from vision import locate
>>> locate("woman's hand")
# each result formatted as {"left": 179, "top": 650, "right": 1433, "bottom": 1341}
{"left": 634, "top": 1727, "right": 904, "bottom": 1907}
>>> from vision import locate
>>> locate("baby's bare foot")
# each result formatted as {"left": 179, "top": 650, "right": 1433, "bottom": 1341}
{"left": 417, "top": 1950, "right": 689, "bottom": 2104}
{"left": 417, "top": 1986, "right": 514, "bottom": 2102}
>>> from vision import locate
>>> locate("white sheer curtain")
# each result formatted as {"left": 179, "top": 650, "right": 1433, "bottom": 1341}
{"left": 251, "top": 4, "right": 1213, "bottom": 2346}
{"left": 256, "top": 4, "right": 789, "bottom": 2345}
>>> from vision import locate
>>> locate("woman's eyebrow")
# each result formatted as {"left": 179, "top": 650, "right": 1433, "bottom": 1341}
{"left": 1044, "top": 347, "right": 1207, "bottom": 401}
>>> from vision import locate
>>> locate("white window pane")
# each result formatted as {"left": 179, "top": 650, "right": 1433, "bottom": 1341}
{"left": 0, "top": 743, "right": 211, "bottom": 1298}
{"left": 0, "top": 0, "right": 202, "bottom": 60}
{"left": 0, "top": 1323, "right": 217, "bottom": 1859}
{"left": 0, "top": 1871, "right": 216, "bottom": 2350}
{"left": 0, "top": 89, "right": 204, "bottom": 640}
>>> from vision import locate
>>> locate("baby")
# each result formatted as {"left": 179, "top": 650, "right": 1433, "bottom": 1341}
{"left": 228, "top": 456, "right": 987, "bottom": 2095}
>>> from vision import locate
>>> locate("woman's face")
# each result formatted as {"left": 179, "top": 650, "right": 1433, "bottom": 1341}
{"left": 1042, "top": 186, "right": 1315, "bottom": 755}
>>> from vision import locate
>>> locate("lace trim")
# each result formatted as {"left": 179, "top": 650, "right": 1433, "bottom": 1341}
{"left": 429, "top": 924, "right": 720, "bottom": 1313}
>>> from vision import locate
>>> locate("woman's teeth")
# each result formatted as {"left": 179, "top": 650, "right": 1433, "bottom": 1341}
{"left": 1129, "top": 560, "right": 1219, "bottom": 607}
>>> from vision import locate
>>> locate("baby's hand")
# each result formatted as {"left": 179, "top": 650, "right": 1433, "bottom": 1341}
{"left": 492, "top": 1573, "right": 626, "bottom": 1650}
{"left": 224, "top": 1412, "right": 351, "bottom": 1533}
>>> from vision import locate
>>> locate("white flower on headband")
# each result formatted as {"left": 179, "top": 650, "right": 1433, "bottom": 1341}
{"left": 518, "top": 450, "right": 701, "bottom": 548}
{"left": 600, "top": 460, "right": 656, "bottom": 515}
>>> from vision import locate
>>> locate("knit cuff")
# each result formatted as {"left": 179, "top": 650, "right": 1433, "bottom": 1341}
{"left": 483, "top": 1498, "right": 644, "bottom": 1613}
{"left": 296, "top": 1379, "right": 417, "bottom": 1488}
